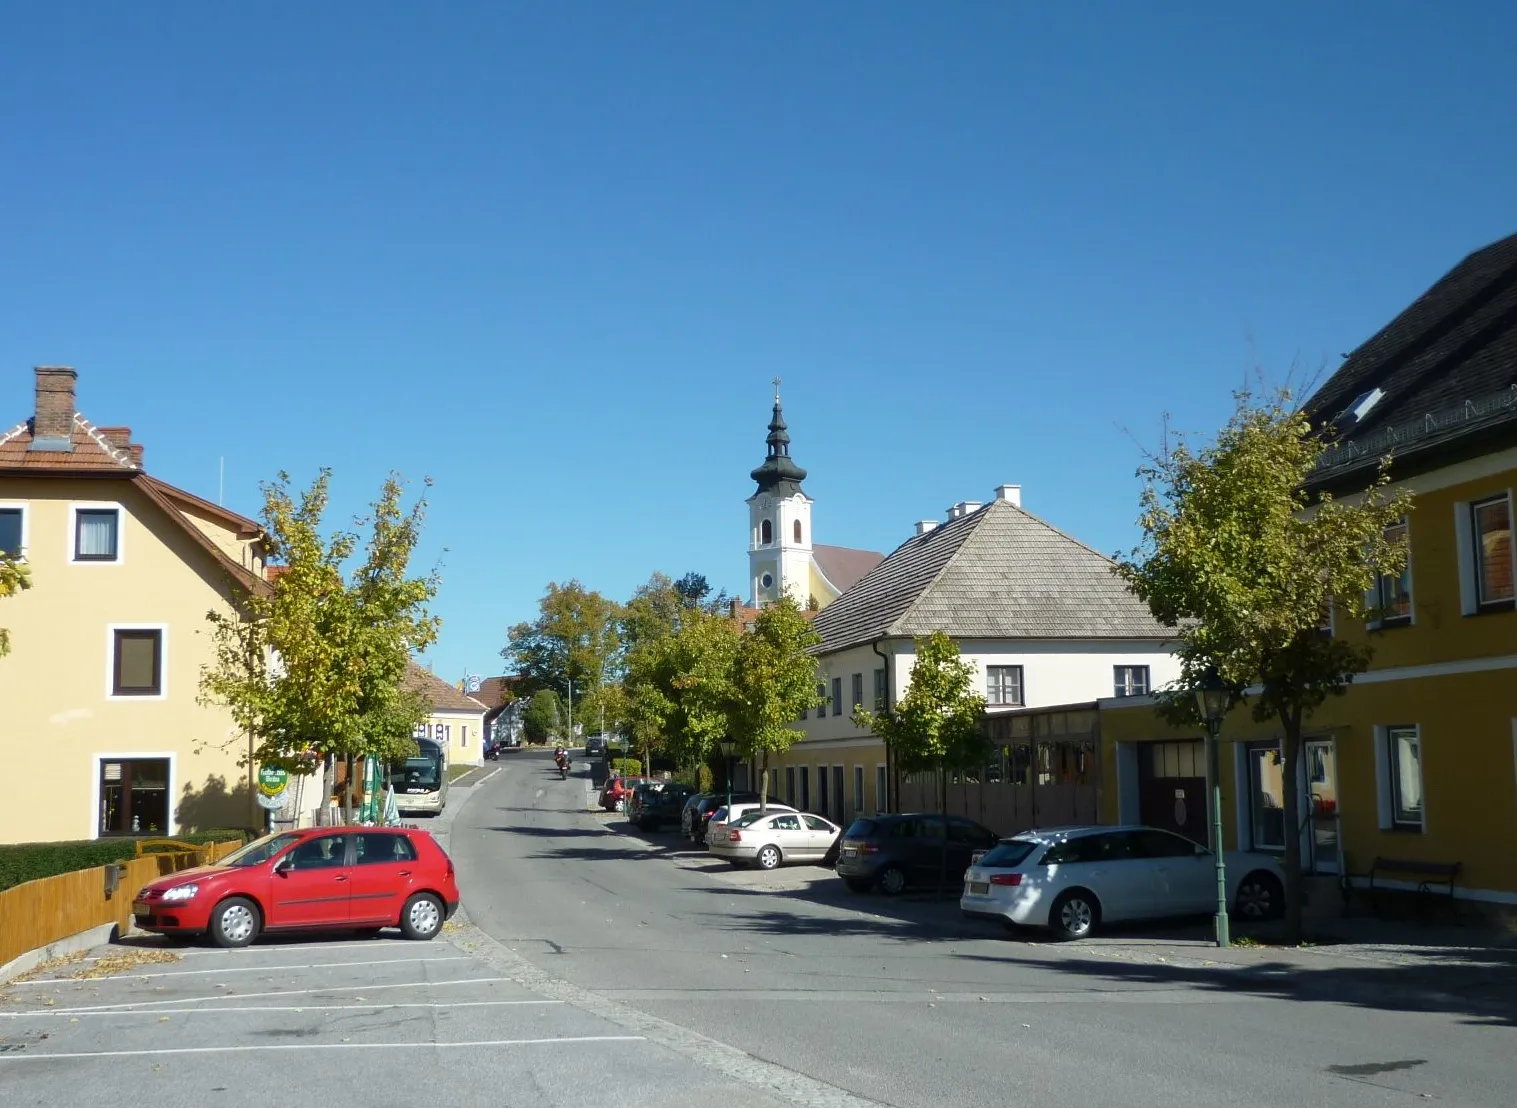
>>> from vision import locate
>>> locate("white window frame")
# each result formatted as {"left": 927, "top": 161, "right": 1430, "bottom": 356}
{"left": 1113, "top": 664, "right": 1151, "bottom": 697}
{"left": 831, "top": 676, "right": 843, "bottom": 717}
{"left": 850, "top": 672, "right": 863, "bottom": 712}
{"left": 70, "top": 501, "right": 125, "bottom": 565}
{"left": 106, "top": 623, "right": 168, "bottom": 702}
{"left": 0, "top": 502, "right": 28, "bottom": 560}
{"left": 986, "top": 665, "right": 1024, "bottom": 707}
{"left": 1471, "top": 493, "right": 1516, "bottom": 611}
{"left": 1372, "top": 516, "right": 1414, "bottom": 626}
{"left": 90, "top": 751, "right": 177, "bottom": 839}
{"left": 1376, "top": 724, "right": 1426, "bottom": 832}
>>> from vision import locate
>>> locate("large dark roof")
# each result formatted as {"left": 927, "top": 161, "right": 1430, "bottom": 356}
{"left": 810, "top": 499, "right": 1173, "bottom": 654}
{"left": 1307, "top": 232, "right": 1517, "bottom": 489}
{"left": 812, "top": 544, "right": 884, "bottom": 595}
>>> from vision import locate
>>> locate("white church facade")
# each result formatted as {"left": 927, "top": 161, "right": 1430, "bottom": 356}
{"left": 745, "top": 392, "right": 882, "bottom": 609}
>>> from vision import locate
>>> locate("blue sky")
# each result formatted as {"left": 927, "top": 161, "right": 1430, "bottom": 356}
{"left": 3, "top": 3, "right": 1514, "bottom": 684}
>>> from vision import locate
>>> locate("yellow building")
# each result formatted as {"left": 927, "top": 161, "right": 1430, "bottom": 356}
{"left": 404, "top": 663, "right": 487, "bottom": 769}
{"left": 0, "top": 367, "right": 272, "bottom": 842}
{"left": 1100, "top": 233, "right": 1517, "bottom": 909}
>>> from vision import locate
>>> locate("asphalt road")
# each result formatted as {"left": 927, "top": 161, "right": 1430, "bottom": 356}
{"left": 451, "top": 751, "right": 1517, "bottom": 1108}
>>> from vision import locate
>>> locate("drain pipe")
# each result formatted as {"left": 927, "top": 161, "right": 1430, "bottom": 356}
{"left": 870, "top": 638, "right": 894, "bottom": 813}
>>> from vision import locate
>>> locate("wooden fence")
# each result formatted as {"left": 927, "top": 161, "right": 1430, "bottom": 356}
{"left": 0, "top": 839, "right": 242, "bottom": 968}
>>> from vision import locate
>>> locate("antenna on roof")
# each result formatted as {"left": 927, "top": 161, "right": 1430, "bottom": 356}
{"left": 218, "top": 457, "right": 225, "bottom": 506}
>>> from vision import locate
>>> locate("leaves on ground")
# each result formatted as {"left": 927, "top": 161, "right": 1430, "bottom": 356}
{"left": 70, "top": 949, "right": 182, "bottom": 979}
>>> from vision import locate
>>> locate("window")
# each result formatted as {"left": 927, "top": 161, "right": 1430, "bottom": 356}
{"left": 112, "top": 629, "right": 163, "bottom": 697}
{"left": 986, "top": 665, "right": 1023, "bottom": 706}
{"left": 770, "top": 814, "right": 802, "bottom": 831}
{"left": 785, "top": 766, "right": 797, "bottom": 805}
{"left": 460, "top": 726, "right": 468, "bottom": 748}
{"left": 798, "top": 767, "right": 810, "bottom": 811}
{"left": 1472, "top": 496, "right": 1514, "bottom": 609}
{"left": 1247, "top": 744, "right": 1286, "bottom": 851}
{"left": 1376, "top": 518, "right": 1413, "bottom": 623}
{"left": 1133, "top": 829, "right": 1199, "bottom": 858}
{"left": 817, "top": 682, "right": 827, "bottom": 715}
{"left": 831, "top": 765, "right": 844, "bottom": 819}
{"left": 793, "top": 520, "right": 803, "bottom": 544}
{"left": 803, "top": 814, "right": 833, "bottom": 833}
{"left": 760, "top": 519, "right": 773, "bottom": 545}
{"left": 875, "top": 764, "right": 887, "bottom": 813}
{"left": 851, "top": 673, "right": 863, "bottom": 712}
{"left": 0, "top": 507, "right": 22, "bottom": 557}
{"left": 873, "top": 668, "right": 887, "bottom": 712}
{"left": 355, "top": 832, "right": 417, "bottom": 864}
{"left": 831, "top": 677, "right": 843, "bottom": 716}
{"left": 74, "top": 507, "right": 121, "bottom": 562}
{"left": 853, "top": 765, "right": 864, "bottom": 814}
{"left": 286, "top": 833, "right": 350, "bottom": 869}
{"left": 1387, "top": 726, "right": 1424, "bottom": 829}
{"left": 1113, "top": 665, "right": 1150, "bottom": 697}
{"left": 817, "top": 766, "right": 829, "bottom": 814}
{"left": 98, "top": 758, "right": 170, "bottom": 835}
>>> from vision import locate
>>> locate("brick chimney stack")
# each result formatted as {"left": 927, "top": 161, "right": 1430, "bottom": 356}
{"left": 30, "top": 366, "right": 78, "bottom": 450}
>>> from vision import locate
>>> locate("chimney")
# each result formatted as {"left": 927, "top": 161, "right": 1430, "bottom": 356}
{"left": 945, "top": 505, "right": 960, "bottom": 521}
{"left": 994, "top": 484, "right": 1022, "bottom": 507}
{"left": 915, "top": 520, "right": 939, "bottom": 536}
{"left": 30, "top": 366, "right": 77, "bottom": 450}
{"left": 96, "top": 426, "right": 133, "bottom": 450}
{"left": 961, "top": 500, "right": 983, "bottom": 515}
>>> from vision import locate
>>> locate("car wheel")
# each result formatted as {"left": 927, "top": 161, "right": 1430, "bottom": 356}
{"left": 400, "top": 893, "right": 445, "bottom": 941}
{"left": 1234, "top": 871, "right": 1285, "bottom": 920}
{"left": 208, "top": 896, "right": 260, "bottom": 948}
{"left": 756, "top": 845, "right": 782, "bottom": 870}
{"left": 1048, "top": 889, "right": 1099, "bottom": 941}
{"left": 878, "top": 865, "right": 907, "bottom": 896}
{"left": 843, "top": 878, "right": 872, "bottom": 894}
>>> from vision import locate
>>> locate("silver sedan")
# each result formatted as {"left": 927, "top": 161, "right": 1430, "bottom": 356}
{"left": 710, "top": 810, "right": 842, "bottom": 869}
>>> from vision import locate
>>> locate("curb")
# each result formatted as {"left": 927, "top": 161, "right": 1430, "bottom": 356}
{"left": 0, "top": 921, "right": 122, "bottom": 986}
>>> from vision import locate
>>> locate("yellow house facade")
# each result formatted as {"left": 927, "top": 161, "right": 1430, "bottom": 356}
{"left": 1100, "top": 233, "right": 1517, "bottom": 908}
{"left": 404, "top": 663, "right": 488, "bottom": 769}
{"left": 0, "top": 367, "right": 271, "bottom": 843}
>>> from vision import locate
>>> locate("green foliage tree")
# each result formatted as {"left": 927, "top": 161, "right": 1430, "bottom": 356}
{"left": 0, "top": 555, "right": 30, "bottom": 658}
{"left": 503, "top": 580, "right": 622, "bottom": 737}
{"left": 1116, "top": 387, "right": 1412, "bottom": 939}
{"left": 731, "top": 596, "right": 825, "bottom": 810}
{"left": 198, "top": 470, "right": 441, "bottom": 817}
{"left": 522, "top": 689, "right": 565, "bottom": 744}
{"left": 853, "top": 631, "right": 988, "bottom": 889}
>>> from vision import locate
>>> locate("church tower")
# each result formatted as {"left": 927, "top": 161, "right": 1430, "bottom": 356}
{"left": 747, "top": 383, "right": 814, "bottom": 606}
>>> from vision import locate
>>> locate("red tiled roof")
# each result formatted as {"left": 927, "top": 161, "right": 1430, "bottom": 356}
{"left": 0, "top": 413, "right": 141, "bottom": 472}
{"left": 471, "top": 675, "right": 522, "bottom": 709}
{"left": 812, "top": 544, "right": 885, "bottom": 595}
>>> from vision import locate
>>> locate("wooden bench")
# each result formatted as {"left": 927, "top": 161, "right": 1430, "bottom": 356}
{"left": 1341, "top": 856, "right": 1462, "bottom": 920}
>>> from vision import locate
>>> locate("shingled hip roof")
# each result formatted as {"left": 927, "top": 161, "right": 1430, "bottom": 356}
{"left": 810, "top": 499, "right": 1173, "bottom": 654}
{"left": 404, "top": 662, "right": 487, "bottom": 713}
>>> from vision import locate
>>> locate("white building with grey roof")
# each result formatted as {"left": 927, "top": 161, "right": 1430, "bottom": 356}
{"left": 757, "top": 486, "right": 1181, "bottom": 832}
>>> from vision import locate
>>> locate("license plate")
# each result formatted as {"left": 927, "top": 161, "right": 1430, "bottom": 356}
{"left": 132, "top": 901, "right": 148, "bottom": 915}
{"left": 842, "top": 848, "right": 857, "bottom": 859}
{"left": 407, "top": 788, "right": 428, "bottom": 794}
{"left": 968, "top": 882, "right": 989, "bottom": 895}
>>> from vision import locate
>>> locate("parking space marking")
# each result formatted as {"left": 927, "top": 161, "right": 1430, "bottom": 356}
{"left": 0, "top": 1034, "right": 646, "bottom": 1061}
{"left": 20, "top": 975, "right": 511, "bottom": 1013}
{"left": 66, "top": 939, "right": 408, "bottom": 962}
{"left": 2, "top": 999, "right": 563, "bottom": 1019}
{"left": 14, "top": 955, "right": 470, "bottom": 985}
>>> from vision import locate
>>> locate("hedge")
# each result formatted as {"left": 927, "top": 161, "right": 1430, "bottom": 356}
{"left": 610, "top": 758, "right": 643, "bottom": 777}
{"left": 0, "top": 830, "right": 254, "bottom": 893}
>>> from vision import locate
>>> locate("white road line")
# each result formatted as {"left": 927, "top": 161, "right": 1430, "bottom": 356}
{"left": 14, "top": 955, "right": 470, "bottom": 984}
{"left": 0, "top": 1034, "right": 646, "bottom": 1061}
{"left": 20, "top": 975, "right": 511, "bottom": 1014}
{"left": 2, "top": 1000, "right": 563, "bottom": 1019}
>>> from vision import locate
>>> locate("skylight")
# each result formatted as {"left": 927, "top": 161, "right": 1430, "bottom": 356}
{"left": 1339, "top": 387, "right": 1384, "bottom": 427}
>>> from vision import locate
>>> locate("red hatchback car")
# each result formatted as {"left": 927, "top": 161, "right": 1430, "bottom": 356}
{"left": 132, "top": 826, "right": 461, "bottom": 948}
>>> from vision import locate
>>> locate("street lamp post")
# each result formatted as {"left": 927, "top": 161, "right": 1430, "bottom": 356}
{"left": 718, "top": 740, "right": 737, "bottom": 820}
{"left": 1195, "top": 666, "right": 1231, "bottom": 949}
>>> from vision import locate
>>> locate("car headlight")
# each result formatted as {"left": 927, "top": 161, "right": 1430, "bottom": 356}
{"left": 161, "top": 883, "right": 200, "bottom": 902}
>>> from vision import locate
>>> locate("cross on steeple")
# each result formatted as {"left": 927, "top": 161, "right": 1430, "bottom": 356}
{"left": 772, "top": 376, "right": 782, "bottom": 403}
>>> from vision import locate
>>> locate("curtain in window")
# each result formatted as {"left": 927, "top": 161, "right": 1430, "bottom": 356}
{"left": 78, "top": 511, "right": 117, "bottom": 557}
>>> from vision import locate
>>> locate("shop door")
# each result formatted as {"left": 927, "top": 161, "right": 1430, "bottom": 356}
{"left": 1304, "top": 739, "right": 1340, "bottom": 875}
{"left": 1137, "top": 741, "right": 1207, "bottom": 846}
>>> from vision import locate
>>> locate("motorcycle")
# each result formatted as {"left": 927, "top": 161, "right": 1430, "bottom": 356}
{"left": 555, "top": 753, "right": 570, "bottom": 779}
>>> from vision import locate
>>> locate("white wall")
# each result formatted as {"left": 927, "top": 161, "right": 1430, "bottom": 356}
{"left": 795, "top": 636, "right": 1180, "bottom": 747}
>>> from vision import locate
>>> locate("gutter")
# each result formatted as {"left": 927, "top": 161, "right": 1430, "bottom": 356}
{"left": 870, "top": 637, "right": 895, "bottom": 814}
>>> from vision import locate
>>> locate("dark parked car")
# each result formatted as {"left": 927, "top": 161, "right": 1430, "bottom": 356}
{"left": 835, "top": 813, "right": 1000, "bottom": 895}
{"left": 631, "top": 782, "right": 697, "bottom": 831}
{"left": 681, "top": 791, "right": 762, "bottom": 844}
{"left": 584, "top": 735, "right": 606, "bottom": 758}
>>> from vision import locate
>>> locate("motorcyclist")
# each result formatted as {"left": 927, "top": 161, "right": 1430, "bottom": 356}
{"left": 553, "top": 745, "right": 568, "bottom": 769}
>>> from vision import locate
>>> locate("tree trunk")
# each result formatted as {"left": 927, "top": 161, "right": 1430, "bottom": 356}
{"left": 937, "top": 761, "right": 950, "bottom": 896}
{"left": 1279, "top": 719, "right": 1305, "bottom": 943}
{"left": 343, "top": 753, "right": 357, "bottom": 824}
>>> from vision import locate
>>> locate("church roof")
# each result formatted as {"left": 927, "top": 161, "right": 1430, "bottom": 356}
{"left": 812, "top": 544, "right": 884, "bottom": 595}
{"left": 811, "top": 498, "right": 1173, "bottom": 654}
{"left": 749, "top": 396, "right": 808, "bottom": 498}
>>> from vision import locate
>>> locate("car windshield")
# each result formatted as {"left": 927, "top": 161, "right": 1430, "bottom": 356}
{"left": 217, "top": 832, "right": 301, "bottom": 868}
{"left": 978, "top": 840, "right": 1039, "bottom": 868}
{"left": 710, "top": 807, "right": 728, "bottom": 823}
{"left": 391, "top": 757, "right": 441, "bottom": 790}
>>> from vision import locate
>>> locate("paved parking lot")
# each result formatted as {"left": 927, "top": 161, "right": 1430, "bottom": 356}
{"left": 0, "top": 929, "right": 793, "bottom": 1108}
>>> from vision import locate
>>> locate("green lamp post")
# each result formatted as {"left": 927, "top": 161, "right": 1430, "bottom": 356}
{"left": 1195, "top": 665, "right": 1231, "bottom": 948}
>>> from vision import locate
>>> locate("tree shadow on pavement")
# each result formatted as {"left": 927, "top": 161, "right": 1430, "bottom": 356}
{"left": 951, "top": 945, "right": 1517, "bottom": 1027}
{"left": 686, "top": 882, "right": 990, "bottom": 944}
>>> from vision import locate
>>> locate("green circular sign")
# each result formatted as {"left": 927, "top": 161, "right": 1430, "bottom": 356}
{"left": 257, "top": 765, "right": 290, "bottom": 797}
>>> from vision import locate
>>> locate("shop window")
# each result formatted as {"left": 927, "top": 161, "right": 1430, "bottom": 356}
{"left": 99, "top": 758, "right": 169, "bottom": 836}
